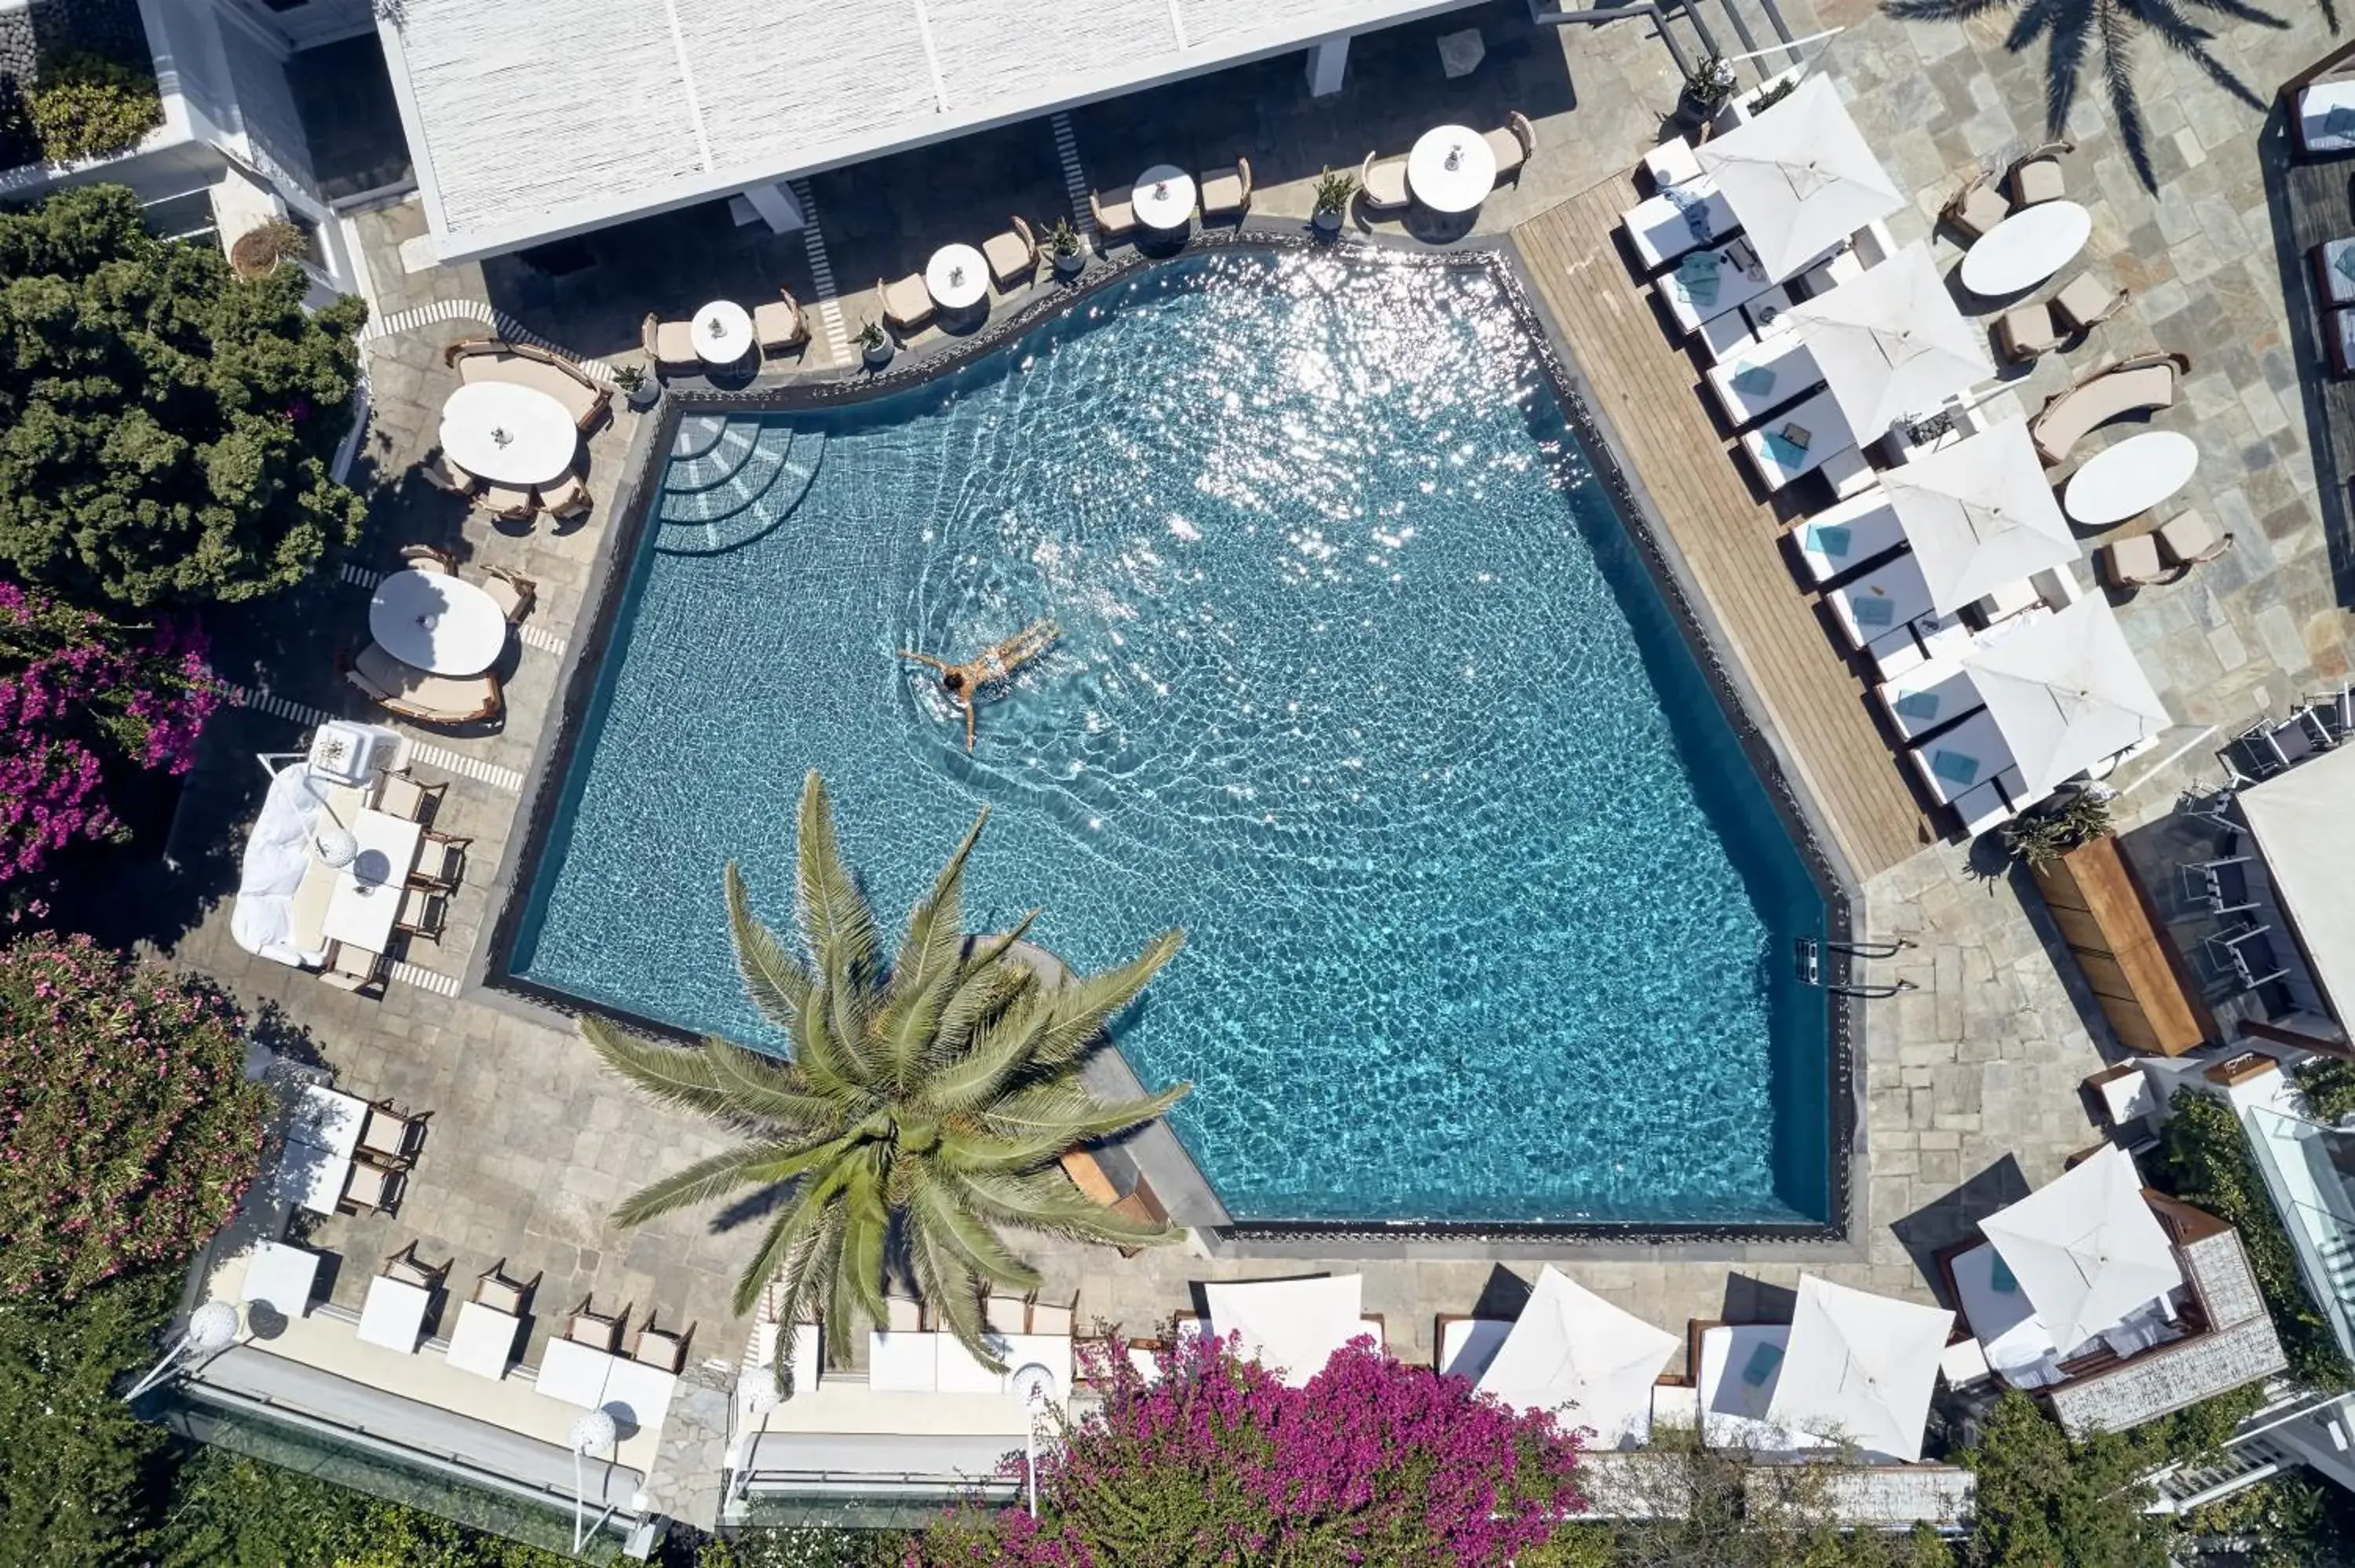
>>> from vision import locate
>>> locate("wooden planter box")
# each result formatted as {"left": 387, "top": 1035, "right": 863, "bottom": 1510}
{"left": 2031, "top": 836, "right": 2218, "bottom": 1056}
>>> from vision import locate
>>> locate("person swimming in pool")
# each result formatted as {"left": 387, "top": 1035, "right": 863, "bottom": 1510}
{"left": 898, "top": 618, "right": 1061, "bottom": 752}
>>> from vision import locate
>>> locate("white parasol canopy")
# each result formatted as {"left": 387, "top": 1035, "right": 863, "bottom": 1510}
{"left": 1963, "top": 596, "right": 2170, "bottom": 797}
{"left": 1764, "top": 1275, "right": 1953, "bottom": 1464}
{"left": 1788, "top": 243, "right": 1995, "bottom": 439}
{"left": 1978, "top": 1145, "right": 2183, "bottom": 1355}
{"left": 1881, "top": 418, "right": 2080, "bottom": 615}
{"left": 2240, "top": 746, "right": 2355, "bottom": 1023}
{"left": 1202, "top": 1274, "right": 1367, "bottom": 1387}
{"left": 1695, "top": 75, "right": 1906, "bottom": 281}
{"left": 1474, "top": 1267, "right": 1681, "bottom": 1448}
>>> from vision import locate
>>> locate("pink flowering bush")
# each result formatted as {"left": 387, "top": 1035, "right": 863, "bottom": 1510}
{"left": 922, "top": 1332, "right": 1586, "bottom": 1567}
{"left": 0, "top": 934, "right": 270, "bottom": 1297}
{"left": 0, "top": 581, "right": 221, "bottom": 889}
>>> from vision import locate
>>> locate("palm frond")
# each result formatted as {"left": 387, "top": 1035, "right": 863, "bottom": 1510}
{"left": 794, "top": 771, "right": 879, "bottom": 985}
{"left": 731, "top": 1160, "right": 855, "bottom": 1318}
{"left": 1029, "top": 930, "right": 1185, "bottom": 1067}
{"left": 880, "top": 808, "right": 987, "bottom": 1056}
{"left": 579, "top": 1016, "right": 742, "bottom": 1121}
{"left": 611, "top": 1142, "right": 795, "bottom": 1228}
{"left": 957, "top": 910, "right": 1039, "bottom": 980}
{"left": 838, "top": 1160, "right": 893, "bottom": 1332}
{"left": 620, "top": 1128, "right": 860, "bottom": 1230}
{"left": 726, "top": 861, "right": 813, "bottom": 1032}
{"left": 979, "top": 1080, "right": 1192, "bottom": 1149}
{"left": 706, "top": 1040, "right": 848, "bottom": 1132}
{"left": 790, "top": 983, "right": 861, "bottom": 1099}
{"left": 767, "top": 1216, "right": 840, "bottom": 1387}
{"left": 907, "top": 1220, "right": 1004, "bottom": 1373}
{"left": 918, "top": 998, "right": 1053, "bottom": 1115}
{"left": 822, "top": 933, "right": 887, "bottom": 1084}
{"left": 952, "top": 1166, "right": 1185, "bottom": 1249}
{"left": 930, "top": 960, "right": 1034, "bottom": 1063}
{"left": 910, "top": 1167, "right": 1045, "bottom": 1292}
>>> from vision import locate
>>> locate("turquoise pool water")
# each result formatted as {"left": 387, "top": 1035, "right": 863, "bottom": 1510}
{"left": 512, "top": 253, "right": 1832, "bottom": 1225}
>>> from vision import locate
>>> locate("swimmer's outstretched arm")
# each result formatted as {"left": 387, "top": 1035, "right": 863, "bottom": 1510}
{"left": 897, "top": 650, "right": 950, "bottom": 673}
{"left": 964, "top": 701, "right": 977, "bottom": 753}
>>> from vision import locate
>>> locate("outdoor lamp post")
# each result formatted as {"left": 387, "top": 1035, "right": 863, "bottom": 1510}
{"left": 571, "top": 1408, "right": 618, "bottom": 1552}
{"left": 1010, "top": 1362, "right": 1055, "bottom": 1519}
{"left": 122, "top": 1300, "right": 239, "bottom": 1402}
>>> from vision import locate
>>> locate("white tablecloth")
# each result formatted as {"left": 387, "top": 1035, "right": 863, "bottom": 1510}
{"left": 445, "top": 1300, "right": 522, "bottom": 1379}
{"left": 356, "top": 1276, "right": 433, "bottom": 1353}
{"left": 290, "top": 1084, "right": 367, "bottom": 1157}
{"left": 1959, "top": 201, "right": 2093, "bottom": 296}
{"left": 1133, "top": 166, "right": 1196, "bottom": 228}
{"left": 438, "top": 381, "right": 578, "bottom": 487}
{"left": 867, "top": 1330, "right": 940, "bottom": 1392}
{"left": 2061, "top": 430, "right": 2199, "bottom": 526}
{"left": 693, "top": 301, "right": 754, "bottom": 364}
{"left": 368, "top": 570, "right": 509, "bottom": 677}
{"left": 1408, "top": 126, "right": 1497, "bottom": 213}
{"left": 266, "top": 1143, "right": 349, "bottom": 1216}
{"left": 240, "top": 1241, "right": 321, "bottom": 1316}
{"left": 926, "top": 244, "right": 989, "bottom": 308}
{"left": 535, "top": 1336, "right": 619, "bottom": 1407}
{"left": 601, "top": 1358, "right": 679, "bottom": 1428}
{"left": 322, "top": 809, "right": 422, "bottom": 954}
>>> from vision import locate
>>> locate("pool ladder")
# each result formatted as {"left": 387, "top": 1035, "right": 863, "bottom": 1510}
{"left": 1795, "top": 936, "right": 1917, "bottom": 999}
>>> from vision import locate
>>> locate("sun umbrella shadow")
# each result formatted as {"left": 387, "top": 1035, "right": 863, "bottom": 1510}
{"left": 1882, "top": 0, "right": 2298, "bottom": 191}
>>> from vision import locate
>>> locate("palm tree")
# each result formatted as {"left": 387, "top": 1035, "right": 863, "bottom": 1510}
{"left": 1884, "top": 0, "right": 2290, "bottom": 190}
{"left": 579, "top": 770, "right": 1188, "bottom": 1376}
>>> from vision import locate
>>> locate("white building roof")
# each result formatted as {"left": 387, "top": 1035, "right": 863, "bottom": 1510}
{"left": 2239, "top": 744, "right": 2355, "bottom": 1025}
{"left": 378, "top": 0, "right": 1481, "bottom": 261}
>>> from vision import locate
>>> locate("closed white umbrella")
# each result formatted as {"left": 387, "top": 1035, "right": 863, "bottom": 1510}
{"left": 1963, "top": 596, "right": 2171, "bottom": 797}
{"left": 1474, "top": 1267, "right": 1680, "bottom": 1447}
{"left": 1765, "top": 1274, "right": 1952, "bottom": 1463}
{"left": 1695, "top": 75, "right": 1905, "bottom": 281}
{"left": 1202, "top": 1274, "right": 1367, "bottom": 1387}
{"left": 1882, "top": 418, "right": 2079, "bottom": 616}
{"left": 1789, "top": 243, "right": 1995, "bottom": 439}
{"left": 1978, "top": 1145, "right": 2184, "bottom": 1355}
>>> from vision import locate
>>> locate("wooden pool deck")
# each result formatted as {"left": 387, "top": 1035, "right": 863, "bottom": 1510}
{"left": 1510, "top": 175, "right": 1931, "bottom": 882}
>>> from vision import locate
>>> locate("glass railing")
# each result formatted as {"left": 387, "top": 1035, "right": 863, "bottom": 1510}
{"left": 2244, "top": 1106, "right": 2355, "bottom": 1363}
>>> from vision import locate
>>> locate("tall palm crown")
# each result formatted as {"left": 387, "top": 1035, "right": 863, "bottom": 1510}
{"left": 581, "top": 771, "right": 1188, "bottom": 1374}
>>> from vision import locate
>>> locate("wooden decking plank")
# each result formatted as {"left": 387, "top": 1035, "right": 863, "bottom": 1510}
{"left": 1509, "top": 177, "right": 1929, "bottom": 880}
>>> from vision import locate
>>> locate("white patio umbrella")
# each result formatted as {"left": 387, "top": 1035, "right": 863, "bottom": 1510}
{"left": 1695, "top": 75, "right": 1905, "bottom": 281}
{"left": 1202, "top": 1274, "right": 1367, "bottom": 1387}
{"left": 1764, "top": 1274, "right": 1953, "bottom": 1464}
{"left": 1474, "top": 1267, "right": 1680, "bottom": 1448}
{"left": 1788, "top": 243, "right": 1995, "bottom": 439}
{"left": 1881, "top": 418, "right": 2079, "bottom": 616}
{"left": 1978, "top": 1145, "right": 2184, "bottom": 1355}
{"left": 1962, "top": 596, "right": 2171, "bottom": 797}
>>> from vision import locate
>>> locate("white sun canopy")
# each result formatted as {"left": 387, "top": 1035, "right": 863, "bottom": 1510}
{"left": 1764, "top": 1275, "right": 1952, "bottom": 1464}
{"left": 1474, "top": 1267, "right": 1680, "bottom": 1448}
{"left": 1202, "top": 1274, "right": 1367, "bottom": 1387}
{"left": 1978, "top": 1145, "right": 2183, "bottom": 1355}
{"left": 1695, "top": 74, "right": 1905, "bottom": 281}
{"left": 1881, "top": 418, "right": 2080, "bottom": 616}
{"left": 1963, "top": 596, "right": 2171, "bottom": 797}
{"left": 1789, "top": 243, "right": 1995, "bottom": 439}
{"left": 2239, "top": 744, "right": 2355, "bottom": 1024}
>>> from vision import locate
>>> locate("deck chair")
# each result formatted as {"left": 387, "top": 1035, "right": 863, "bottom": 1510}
{"left": 641, "top": 312, "right": 699, "bottom": 374}
{"left": 877, "top": 273, "right": 934, "bottom": 333}
{"left": 475, "top": 1260, "right": 539, "bottom": 1314}
{"left": 2180, "top": 856, "right": 2260, "bottom": 917}
{"left": 535, "top": 473, "right": 591, "bottom": 522}
{"left": 1942, "top": 172, "right": 2010, "bottom": 242}
{"left": 2207, "top": 923, "right": 2291, "bottom": 992}
{"left": 395, "top": 886, "right": 448, "bottom": 942}
{"left": 630, "top": 1315, "right": 692, "bottom": 1372}
{"left": 2005, "top": 140, "right": 2072, "bottom": 205}
{"left": 754, "top": 286, "right": 810, "bottom": 356}
{"left": 476, "top": 564, "right": 537, "bottom": 623}
{"left": 1358, "top": 150, "right": 1410, "bottom": 213}
{"left": 399, "top": 542, "right": 456, "bottom": 575}
{"left": 320, "top": 941, "right": 385, "bottom": 994}
{"left": 567, "top": 1296, "right": 626, "bottom": 1351}
{"left": 410, "top": 830, "right": 469, "bottom": 892}
{"left": 374, "top": 773, "right": 445, "bottom": 823}
{"left": 338, "top": 1158, "right": 404, "bottom": 1215}
{"left": 358, "top": 1098, "right": 426, "bottom": 1163}
{"left": 382, "top": 1240, "right": 448, "bottom": 1289}
{"left": 982, "top": 217, "right": 1039, "bottom": 285}
{"left": 1088, "top": 187, "right": 1137, "bottom": 243}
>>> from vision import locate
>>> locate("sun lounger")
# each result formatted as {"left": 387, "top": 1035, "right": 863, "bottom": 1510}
{"left": 1642, "top": 136, "right": 1703, "bottom": 191}
{"left": 1825, "top": 549, "right": 1934, "bottom": 651}
{"left": 1358, "top": 151, "right": 1410, "bottom": 213}
{"left": 2331, "top": 310, "right": 2355, "bottom": 377}
{"left": 1707, "top": 332, "right": 1823, "bottom": 428}
{"left": 348, "top": 641, "right": 503, "bottom": 726}
{"left": 446, "top": 341, "right": 611, "bottom": 432}
{"left": 1876, "top": 658, "right": 1986, "bottom": 742}
{"left": 1737, "top": 388, "right": 1857, "bottom": 492}
{"left": 1659, "top": 239, "right": 1773, "bottom": 335}
{"left": 1199, "top": 160, "right": 1252, "bottom": 220}
{"left": 2296, "top": 75, "right": 2355, "bottom": 159}
{"left": 1788, "top": 488, "right": 1905, "bottom": 583}
{"left": 1868, "top": 611, "right": 1970, "bottom": 682}
{"left": 1905, "top": 708, "right": 2021, "bottom": 808}
{"left": 1485, "top": 112, "right": 1535, "bottom": 181}
{"left": 2029, "top": 352, "right": 2188, "bottom": 464}
{"left": 2315, "top": 239, "right": 2355, "bottom": 306}
{"left": 1624, "top": 177, "right": 1740, "bottom": 272}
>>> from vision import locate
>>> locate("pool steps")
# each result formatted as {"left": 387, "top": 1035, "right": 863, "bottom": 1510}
{"left": 654, "top": 414, "right": 826, "bottom": 556}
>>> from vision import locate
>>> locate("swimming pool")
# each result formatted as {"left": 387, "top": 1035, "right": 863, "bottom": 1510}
{"left": 509, "top": 251, "right": 1835, "bottom": 1227}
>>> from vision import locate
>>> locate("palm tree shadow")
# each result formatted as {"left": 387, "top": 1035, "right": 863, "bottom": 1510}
{"left": 1884, "top": 0, "right": 2298, "bottom": 190}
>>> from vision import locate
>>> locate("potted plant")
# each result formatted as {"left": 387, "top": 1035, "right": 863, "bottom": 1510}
{"left": 2001, "top": 789, "right": 2116, "bottom": 870}
{"left": 856, "top": 320, "right": 893, "bottom": 369}
{"left": 1312, "top": 168, "right": 1357, "bottom": 235}
{"left": 612, "top": 362, "right": 658, "bottom": 412}
{"left": 1042, "top": 217, "right": 1085, "bottom": 277}
{"left": 1682, "top": 55, "right": 1737, "bottom": 111}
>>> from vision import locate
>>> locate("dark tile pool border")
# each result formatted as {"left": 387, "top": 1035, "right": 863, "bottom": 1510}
{"left": 473, "top": 225, "right": 1864, "bottom": 1253}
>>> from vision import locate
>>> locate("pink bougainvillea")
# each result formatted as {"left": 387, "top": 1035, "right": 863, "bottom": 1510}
{"left": 922, "top": 1331, "right": 1586, "bottom": 1567}
{"left": 0, "top": 581, "right": 221, "bottom": 888}
{"left": 0, "top": 934, "right": 271, "bottom": 1296}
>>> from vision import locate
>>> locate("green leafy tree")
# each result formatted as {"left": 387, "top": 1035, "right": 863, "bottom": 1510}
{"left": 1962, "top": 1391, "right": 2166, "bottom": 1568}
{"left": 583, "top": 770, "right": 1188, "bottom": 1372}
{"left": 0, "top": 183, "right": 369, "bottom": 605}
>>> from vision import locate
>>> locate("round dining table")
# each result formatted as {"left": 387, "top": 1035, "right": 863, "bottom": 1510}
{"left": 437, "top": 381, "right": 578, "bottom": 488}
{"left": 692, "top": 300, "right": 754, "bottom": 365}
{"left": 1408, "top": 126, "right": 1497, "bottom": 213}
{"left": 2061, "top": 429, "right": 2200, "bottom": 527}
{"left": 926, "top": 243, "right": 990, "bottom": 310}
{"left": 368, "top": 570, "right": 509, "bottom": 676}
{"left": 1959, "top": 200, "right": 2093, "bottom": 296}
{"left": 1132, "top": 166, "right": 1196, "bottom": 230}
